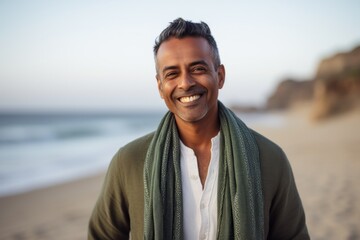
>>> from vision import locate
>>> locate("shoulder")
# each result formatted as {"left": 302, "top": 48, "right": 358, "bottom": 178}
{"left": 115, "top": 132, "right": 155, "bottom": 160}
{"left": 250, "top": 129, "right": 293, "bottom": 194}
{"left": 111, "top": 131, "right": 155, "bottom": 171}
{"left": 251, "top": 129, "right": 287, "bottom": 164}
{"left": 103, "top": 132, "right": 155, "bottom": 186}
{"left": 250, "top": 129, "right": 288, "bottom": 170}
{"left": 251, "top": 129, "right": 284, "bottom": 158}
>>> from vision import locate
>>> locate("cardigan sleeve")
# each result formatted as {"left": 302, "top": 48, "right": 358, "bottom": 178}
{"left": 267, "top": 149, "right": 310, "bottom": 240}
{"left": 88, "top": 150, "right": 130, "bottom": 240}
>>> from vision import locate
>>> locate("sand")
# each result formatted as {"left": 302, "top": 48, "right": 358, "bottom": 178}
{"left": 0, "top": 174, "right": 105, "bottom": 240}
{"left": 0, "top": 107, "right": 359, "bottom": 240}
{"left": 253, "top": 107, "right": 360, "bottom": 240}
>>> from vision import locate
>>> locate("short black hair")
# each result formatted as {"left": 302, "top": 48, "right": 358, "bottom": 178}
{"left": 153, "top": 18, "right": 221, "bottom": 68}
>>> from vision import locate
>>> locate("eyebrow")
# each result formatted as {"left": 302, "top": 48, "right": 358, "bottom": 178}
{"left": 162, "top": 66, "right": 178, "bottom": 75}
{"left": 189, "top": 60, "right": 209, "bottom": 68}
{"left": 161, "top": 60, "right": 210, "bottom": 75}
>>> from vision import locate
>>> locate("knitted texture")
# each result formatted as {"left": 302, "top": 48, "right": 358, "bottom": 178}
{"left": 144, "top": 102, "right": 264, "bottom": 240}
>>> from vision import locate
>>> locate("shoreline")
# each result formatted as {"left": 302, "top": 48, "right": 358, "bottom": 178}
{"left": 0, "top": 111, "right": 282, "bottom": 199}
{"left": 1, "top": 107, "right": 359, "bottom": 239}
{"left": 0, "top": 171, "right": 107, "bottom": 199}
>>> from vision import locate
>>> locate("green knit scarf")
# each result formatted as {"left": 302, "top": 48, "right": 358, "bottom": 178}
{"left": 144, "top": 102, "right": 264, "bottom": 239}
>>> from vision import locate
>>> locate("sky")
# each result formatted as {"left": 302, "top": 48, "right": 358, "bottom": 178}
{"left": 0, "top": 0, "right": 359, "bottom": 112}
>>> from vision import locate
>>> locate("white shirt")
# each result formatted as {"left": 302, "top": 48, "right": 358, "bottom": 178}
{"left": 180, "top": 133, "right": 220, "bottom": 240}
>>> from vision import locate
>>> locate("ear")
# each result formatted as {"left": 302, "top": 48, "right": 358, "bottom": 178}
{"left": 217, "top": 64, "right": 225, "bottom": 89}
{"left": 156, "top": 74, "right": 164, "bottom": 99}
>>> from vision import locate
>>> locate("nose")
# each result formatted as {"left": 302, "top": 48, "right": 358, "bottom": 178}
{"left": 178, "top": 72, "right": 195, "bottom": 90}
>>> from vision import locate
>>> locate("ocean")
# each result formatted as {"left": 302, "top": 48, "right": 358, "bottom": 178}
{"left": 0, "top": 111, "right": 283, "bottom": 197}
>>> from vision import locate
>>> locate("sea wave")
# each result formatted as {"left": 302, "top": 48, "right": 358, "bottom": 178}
{"left": 0, "top": 111, "right": 283, "bottom": 197}
{"left": 0, "top": 114, "right": 162, "bottom": 145}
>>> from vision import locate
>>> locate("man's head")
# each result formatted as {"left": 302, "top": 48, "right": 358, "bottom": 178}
{"left": 154, "top": 18, "right": 221, "bottom": 72}
{"left": 154, "top": 18, "right": 225, "bottom": 125}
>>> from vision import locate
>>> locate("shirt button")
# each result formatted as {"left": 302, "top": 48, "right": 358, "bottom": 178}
{"left": 200, "top": 203, "right": 205, "bottom": 209}
{"left": 191, "top": 175, "right": 198, "bottom": 180}
{"left": 201, "top": 234, "right": 207, "bottom": 240}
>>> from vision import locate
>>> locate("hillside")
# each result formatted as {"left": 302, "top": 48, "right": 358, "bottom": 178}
{"left": 265, "top": 45, "right": 360, "bottom": 119}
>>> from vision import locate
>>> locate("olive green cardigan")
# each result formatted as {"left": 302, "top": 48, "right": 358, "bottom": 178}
{"left": 88, "top": 130, "right": 309, "bottom": 240}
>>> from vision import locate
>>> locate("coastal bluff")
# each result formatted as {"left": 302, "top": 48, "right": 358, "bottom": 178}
{"left": 265, "top": 45, "right": 360, "bottom": 120}
{"left": 266, "top": 79, "right": 314, "bottom": 110}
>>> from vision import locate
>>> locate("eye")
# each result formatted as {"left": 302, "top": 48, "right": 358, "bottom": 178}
{"left": 192, "top": 66, "right": 207, "bottom": 73}
{"left": 164, "top": 71, "right": 178, "bottom": 79}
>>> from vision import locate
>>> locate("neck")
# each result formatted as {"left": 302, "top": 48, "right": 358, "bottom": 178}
{"left": 175, "top": 113, "right": 220, "bottom": 149}
{"left": 175, "top": 111, "right": 220, "bottom": 188}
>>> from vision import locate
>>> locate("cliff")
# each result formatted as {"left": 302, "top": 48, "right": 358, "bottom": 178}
{"left": 311, "top": 46, "right": 360, "bottom": 119}
{"left": 266, "top": 79, "right": 314, "bottom": 110}
{"left": 265, "top": 45, "right": 360, "bottom": 119}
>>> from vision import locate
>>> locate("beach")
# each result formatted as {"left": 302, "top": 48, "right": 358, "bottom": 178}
{"left": 0, "top": 107, "right": 359, "bottom": 240}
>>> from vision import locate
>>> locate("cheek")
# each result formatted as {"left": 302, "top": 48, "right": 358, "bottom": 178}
{"left": 158, "top": 82, "right": 166, "bottom": 99}
{"left": 159, "top": 88, "right": 164, "bottom": 99}
{"left": 160, "top": 82, "right": 176, "bottom": 98}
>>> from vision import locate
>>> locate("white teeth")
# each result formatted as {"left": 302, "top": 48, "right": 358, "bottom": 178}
{"left": 179, "top": 95, "right": 200, "bottom": 103}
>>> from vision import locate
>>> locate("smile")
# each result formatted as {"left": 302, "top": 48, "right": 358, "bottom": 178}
{"left": 178, "top": 94, "right": 201, "bottom": 103}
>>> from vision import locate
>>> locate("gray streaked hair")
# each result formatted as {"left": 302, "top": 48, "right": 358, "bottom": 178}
{"left": 153, "top": 18, "right": 221, "bottom": 68}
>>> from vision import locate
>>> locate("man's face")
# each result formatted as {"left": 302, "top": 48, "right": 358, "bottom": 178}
{"left": 156, "top": 37, "right": 225, "bottom": 124}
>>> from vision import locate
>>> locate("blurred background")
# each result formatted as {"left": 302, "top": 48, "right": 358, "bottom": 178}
{"left": 0, "top": 0, "right": 359, "bottom": 239}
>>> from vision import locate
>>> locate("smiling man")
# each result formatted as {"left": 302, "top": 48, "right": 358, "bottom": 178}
{"left": 88, "top": 18, "right": 309, "bottom": 240}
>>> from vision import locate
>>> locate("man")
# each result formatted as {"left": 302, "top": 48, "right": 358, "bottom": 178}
{"left": 88, "top": 18, "right": 309, "bottom": 240}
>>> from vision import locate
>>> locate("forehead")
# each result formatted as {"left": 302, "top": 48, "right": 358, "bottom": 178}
{"left": 156, "top": 37, "right": 213, "bottom": 68}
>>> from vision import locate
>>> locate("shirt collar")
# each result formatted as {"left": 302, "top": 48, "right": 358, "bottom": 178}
{"left": 180, "top": 131, "right": 220, "bottom": 157}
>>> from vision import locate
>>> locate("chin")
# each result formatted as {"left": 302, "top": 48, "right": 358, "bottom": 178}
{"left": 176, "top": 110, "right": 208, "bottom": 123}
